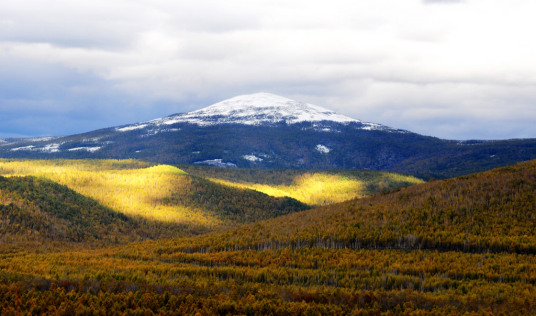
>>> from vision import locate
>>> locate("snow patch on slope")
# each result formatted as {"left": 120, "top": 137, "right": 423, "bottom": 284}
{"left": 10, "top": 143, "right": 62, "bottom": 153}
{"left": 242, "top": 154, "right": 263, "bottom": 162}
{"left": 193, "top": 159, "right": 237, "bottom": 168}
{"left": 315, "top": 144, "right": 330, "bottom": 154}
{"left": 116, "top": 124, "right": 148, "bottom": 132}
{"left": 40, "top": 143, "right": 61, "bottom": 153}
{"left": 28, "top": 137, "right": 57, "bottom": 142}
{"left": 68, "top": 146, "right": 102, "bottom": 153}
{"left": 11, "top": 145, "right": 35, "bottom": 151}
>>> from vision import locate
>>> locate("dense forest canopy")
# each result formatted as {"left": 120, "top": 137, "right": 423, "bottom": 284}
{"left": 1, "top": 159, "right": 536, "bottom": 314}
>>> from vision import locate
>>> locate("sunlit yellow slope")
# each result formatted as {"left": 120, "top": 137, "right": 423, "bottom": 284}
{"left": 209, "top": 172, "right": 423, "bottom": 206}
{"left": 0, "top": 159, "right": 422, "bottom": 226}
{"left": 0, "top": 159, "right": 221, "bottom": 226}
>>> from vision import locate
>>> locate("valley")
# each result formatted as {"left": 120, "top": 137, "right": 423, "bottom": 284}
{"left": 179, "top": 165, "right": 422, "bottom": 206}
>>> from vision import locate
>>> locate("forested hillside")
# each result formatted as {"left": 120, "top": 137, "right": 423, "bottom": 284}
{"left": 0, "top": 176, "right": 151, "bottom": 250}
{"left": 0, "top": 159, "right": 420, "bottom": 225}
{"left": 1, "top": 160, "right": 536, "bottom": 314}
{"left": 2, "top": 118, "right": 536, "bottom": 180}
{"left": 169, "top": 159, "right": 536, "bottom": 254}
{"left": 0, "top": 159, "right": 309, "bottom": 230}
{"left": 180, "top": 165, "right": 422, "bottom": 205}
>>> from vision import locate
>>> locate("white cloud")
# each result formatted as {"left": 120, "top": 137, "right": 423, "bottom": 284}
{"left": 1, "top": 0, "right": 536, "bottom": 139}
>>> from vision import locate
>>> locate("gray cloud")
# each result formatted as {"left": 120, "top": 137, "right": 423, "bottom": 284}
{"left": 1, "top": 0, "right": 536, "bottom": 140}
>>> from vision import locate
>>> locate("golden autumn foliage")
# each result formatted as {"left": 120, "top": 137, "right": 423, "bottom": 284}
{"left": 1, "top": 246, "right": 535, "bottom": 314}
{"left": 167, "top": 160, "right": 536, "bottom": 254}
{"left": 0, "top": 159, "right": 215, "bottom": 224}
{"left": 180, "top": 165, "right": 423, "bottom": 205}
{"left": 2, "top": 159, "right": 536, "bottom": 314}
{"left": 0, "top": 159, "right": 308, "bottom": 229}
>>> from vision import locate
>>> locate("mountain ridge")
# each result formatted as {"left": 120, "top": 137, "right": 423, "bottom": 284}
{"left": 1, "top": 93, "right": 536, "bottom": 179}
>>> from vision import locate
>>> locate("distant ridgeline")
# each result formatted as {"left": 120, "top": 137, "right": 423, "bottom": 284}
{"left": 1, "top": 93, "right": 536, "bottom": 179}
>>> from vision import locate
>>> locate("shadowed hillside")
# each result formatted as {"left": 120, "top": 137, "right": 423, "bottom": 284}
{"left": 0, "top": 176, "right": 152, "bottom": 250}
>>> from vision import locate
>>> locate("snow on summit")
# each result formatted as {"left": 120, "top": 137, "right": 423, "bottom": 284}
{"left": 117, "top": 93, "right": 390, "bottom": 131}
{"left": 152, "top": 93, "right": 362, "bottom": 126}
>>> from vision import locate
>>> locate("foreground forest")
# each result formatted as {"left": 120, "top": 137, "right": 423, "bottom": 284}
{"left": 1, "top": 159, "right": 536, "bottom": 314}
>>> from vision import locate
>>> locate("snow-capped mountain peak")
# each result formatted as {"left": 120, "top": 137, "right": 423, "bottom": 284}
{"left": 116, "top": 92, "right": 388, "bottom": 131}
{"left": 172, "top": 92, "right": 358, "bottom": 126}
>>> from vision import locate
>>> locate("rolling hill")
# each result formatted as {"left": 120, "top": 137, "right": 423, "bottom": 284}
{"left": 0, "top": 159, "right": 422, "bottom": 245}
{"left": 0, "top": 175, "right": 147, "bottom": 250}
{"left": 167, "top": 159, "right": 536, "bottom": 254}
{"left": 1, "top": 160, "right": 536, "bottom": 314}
{"left": 1, "top": 93, "right": 536, "bottom": 179}
{"left": 0, "top": 159, "right": 309, "bottom": 233}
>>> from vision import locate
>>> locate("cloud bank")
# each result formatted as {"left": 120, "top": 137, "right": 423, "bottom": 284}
{"left": 1, "top": 0, "right": 535, "bottom": 139}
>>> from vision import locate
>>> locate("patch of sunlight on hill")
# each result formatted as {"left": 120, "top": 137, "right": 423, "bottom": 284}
{"left": 0, "top": 159, "right": 222, "bottom": 226}
{"left": 210, "top": 172, "right": 423, "bottom": 205}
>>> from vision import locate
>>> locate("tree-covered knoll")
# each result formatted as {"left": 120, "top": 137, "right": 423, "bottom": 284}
{"left": 162, "top": 175, "right": 308, "bottom": 223}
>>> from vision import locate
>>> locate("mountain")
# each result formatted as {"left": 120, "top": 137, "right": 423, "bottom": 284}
{"left": 1, "top": 92, "right": 536, "bottom": 179}
{"left": 130, "top": 92, "right": 367, "bottom": 127}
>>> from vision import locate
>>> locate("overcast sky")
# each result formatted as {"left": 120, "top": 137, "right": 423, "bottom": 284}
{"left": 1, "top": 0, "right": 535, "bottom": 140}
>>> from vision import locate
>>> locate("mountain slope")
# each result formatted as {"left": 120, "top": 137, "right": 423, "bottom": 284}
{"left": 1, "top": 93, "right": 536, "bottom": 178}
